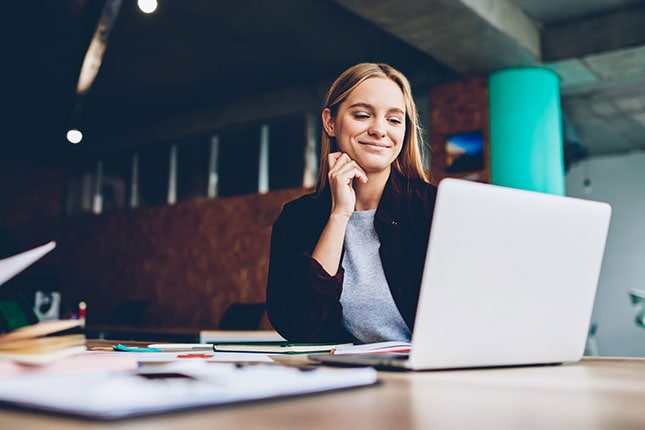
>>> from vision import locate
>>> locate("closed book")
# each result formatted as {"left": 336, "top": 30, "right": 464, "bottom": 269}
{"left": 331, "top": 341, "right": 412, "bottom": 355}
{"left": 213, "top": 342, "right": 352, "bottom": 354}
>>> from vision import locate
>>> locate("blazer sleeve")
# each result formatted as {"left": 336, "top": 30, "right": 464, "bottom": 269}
{"left": 265, "top": 201, "right": 353, "bottom": 343}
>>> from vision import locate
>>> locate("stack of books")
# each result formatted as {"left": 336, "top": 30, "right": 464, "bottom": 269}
{"left": 0, "top": 319, "right": 86, "bottom": 365}
{"left": 0, "top": 241, "right": 86, "bottom": 365}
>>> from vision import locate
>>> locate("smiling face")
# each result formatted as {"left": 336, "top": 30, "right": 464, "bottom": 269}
{"left": 323, "top": 77, "right": 406, "bottom": 177}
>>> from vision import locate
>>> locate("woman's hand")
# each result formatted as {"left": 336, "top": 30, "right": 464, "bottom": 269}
{"left": 311, "top": 152, "right": 368, "bottom": 275}
{"left": 327, "top": 152, "right": 368, "bottom": 219}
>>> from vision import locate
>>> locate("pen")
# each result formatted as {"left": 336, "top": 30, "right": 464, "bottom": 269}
{"left": 147, "top": 343, "right": 215, "bottom": 352}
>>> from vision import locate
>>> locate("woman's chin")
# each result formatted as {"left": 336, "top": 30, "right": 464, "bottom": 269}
{"left": 357, "top": 161, "right": 393, "bottom": 176}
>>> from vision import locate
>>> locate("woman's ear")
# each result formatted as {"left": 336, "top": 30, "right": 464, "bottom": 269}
{"left": 322, "top": 108, "right": 335, "bottom": 137}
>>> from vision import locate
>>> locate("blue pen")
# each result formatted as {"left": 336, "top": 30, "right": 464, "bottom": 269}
{"left": 113, "top": 343, "right": 162, "bottom": 352}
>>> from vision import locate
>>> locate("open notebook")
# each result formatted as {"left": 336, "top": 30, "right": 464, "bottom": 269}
{"left": 0, "top": 241, "right": 56, "bottom": 288}
{"left": 311, "top": 178, "right": 612, "bottom": 370}
{"left": 0, "top": 241, "right": 87, "bottom": 364}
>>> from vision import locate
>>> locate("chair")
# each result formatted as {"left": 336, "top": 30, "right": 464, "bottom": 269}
{"left": 218, "top": 303, "right": 266, "bottom": 330}
{"left": 628, "top": 288, "right": 645, "bottom": 328}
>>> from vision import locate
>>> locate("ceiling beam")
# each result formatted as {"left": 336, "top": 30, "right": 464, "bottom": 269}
{"left": 543, "top": 5, "right": 645, "bottom": 61}
{"left": 334, "top": 0, "right": 540, "bottom": 76}
{"left": 76, "top": 0, "right": 122, "bottom": 95}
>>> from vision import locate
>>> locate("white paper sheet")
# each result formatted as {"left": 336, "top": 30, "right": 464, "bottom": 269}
{"left": 0, "top": 363, "right": 377, "bottom": 420}
{"left": 134, "top": 351, "right": 274, "bottom": 364}
{"left": 0, "top": 241, "right": 56, "bottom": 287}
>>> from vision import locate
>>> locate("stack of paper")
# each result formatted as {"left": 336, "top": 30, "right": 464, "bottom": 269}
{"left": 0, "top": 362, "right": 378, "bottom": 420}
{"left": 0, "top": 319, "right": 86, "bottom": 365}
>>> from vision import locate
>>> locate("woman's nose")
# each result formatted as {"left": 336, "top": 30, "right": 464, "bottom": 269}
{"left": 368, "top": 119, "right": 386, "bottom": 137}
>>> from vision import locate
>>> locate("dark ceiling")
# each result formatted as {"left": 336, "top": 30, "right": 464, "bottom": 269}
{"left": 6, "top": 0, "right": 454, "bottom": 163}
{"left": 6, "top": 0, "right": 645, "bottom": 164}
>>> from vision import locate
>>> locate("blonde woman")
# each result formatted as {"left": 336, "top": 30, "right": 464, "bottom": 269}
{"left": 267, "top": 63, "right": 437, "bottom": 343}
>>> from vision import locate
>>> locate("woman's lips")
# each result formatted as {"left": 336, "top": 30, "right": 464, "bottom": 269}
{"left": 360, "top": 141, "right": 391, "bottom": 148}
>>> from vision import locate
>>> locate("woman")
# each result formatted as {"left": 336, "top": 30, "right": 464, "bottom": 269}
{"left": 266, "top": 63, "right": 437, "bottom": 343}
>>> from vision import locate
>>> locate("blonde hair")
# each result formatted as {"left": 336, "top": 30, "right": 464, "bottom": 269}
{"left": 316, "top": 62, "right": 429, "bottom": 194}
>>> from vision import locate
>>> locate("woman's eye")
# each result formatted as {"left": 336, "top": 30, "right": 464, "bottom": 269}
{"left": 388, "top": 117, "right": 403, "bottom": 124}
{"left": 353, "top": 113, "right": 370, "bottom": 119}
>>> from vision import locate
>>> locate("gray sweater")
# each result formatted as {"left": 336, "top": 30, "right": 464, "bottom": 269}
{"left": 340, "top": 209, "right": 411, "bottom": 344}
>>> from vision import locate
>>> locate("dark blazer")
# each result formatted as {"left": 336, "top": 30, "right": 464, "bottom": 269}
{"left": 266, "top": 170, "right": 438, "bottom": 342}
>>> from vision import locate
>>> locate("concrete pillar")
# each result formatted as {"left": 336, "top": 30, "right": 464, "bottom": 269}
{"left": 489, "top": 68, "right": 565, "bottom": 195}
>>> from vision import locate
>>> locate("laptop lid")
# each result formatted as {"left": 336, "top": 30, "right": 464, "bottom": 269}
{"left": 407, "top": 178, "right": 611, "bottom": 370}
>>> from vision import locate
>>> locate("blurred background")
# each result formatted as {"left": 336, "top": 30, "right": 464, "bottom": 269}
{"left": 1, "top": 0, "right": 644, "bottom": 354}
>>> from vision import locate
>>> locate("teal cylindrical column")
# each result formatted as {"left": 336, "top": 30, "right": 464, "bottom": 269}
{"left": 489, "top": 68, "right": 565, "bottom": 195}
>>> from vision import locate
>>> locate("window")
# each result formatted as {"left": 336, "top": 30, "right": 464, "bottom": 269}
{"left": 63, "top": 112, "right": 316, "bottom": 213}
{"left": 177, "top": 135, "right": 210, "bottom": 202}
{"left": 138, "top": 144, "right": 170, "bottom": 208}
{"left": 218, "top": 126, "right": 261, "bottom": 197}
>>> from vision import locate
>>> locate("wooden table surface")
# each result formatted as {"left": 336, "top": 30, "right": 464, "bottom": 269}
{"left": 1, "top": 353, "right": 644, "bottom": 429}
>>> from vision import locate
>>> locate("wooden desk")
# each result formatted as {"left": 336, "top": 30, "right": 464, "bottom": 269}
{"left": 1, "top": 357, "right": 644, "bottom": 429}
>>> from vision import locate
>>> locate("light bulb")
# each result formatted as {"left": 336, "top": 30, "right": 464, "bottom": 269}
{"left": 66, "top": 129, "right": 83, "bottom": 144}
{"left": 138, "top": 0, "right": 158, "bottom": 14}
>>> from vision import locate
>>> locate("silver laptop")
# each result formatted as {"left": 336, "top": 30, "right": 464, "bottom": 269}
{"left": 311, "top": 178, "right": 612, "bottom": 370}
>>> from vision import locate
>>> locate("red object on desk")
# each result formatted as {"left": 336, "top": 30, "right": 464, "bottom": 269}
{"left": 177, "top": 353, "right": 213, "bottom": 359}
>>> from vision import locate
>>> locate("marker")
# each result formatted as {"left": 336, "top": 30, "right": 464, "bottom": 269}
{"left": 113, "top": 344, "right": 162, "bottom": 352}
{"left": 78, "top": 301, "right": 87, "bottom": 328}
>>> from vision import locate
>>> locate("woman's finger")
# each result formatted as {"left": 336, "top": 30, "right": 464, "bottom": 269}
{"left": 327, "top": 152, "right": 342, "bottom": 168}
{"left": 328, "top": 152, "right": 352, "bottom": 171}
{"left": 336, "top": 158, "right": 367, "bottom": 183}
{"left": 330, "top": 160, "right": 368, "bottom": 186}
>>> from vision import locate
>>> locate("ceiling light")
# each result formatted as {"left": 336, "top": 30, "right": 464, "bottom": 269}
{"left": 138, "top": 0, "right": 158, "bottom": 14}
{"left": 66, "top": 129, "right": 83, "bottom": 144}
